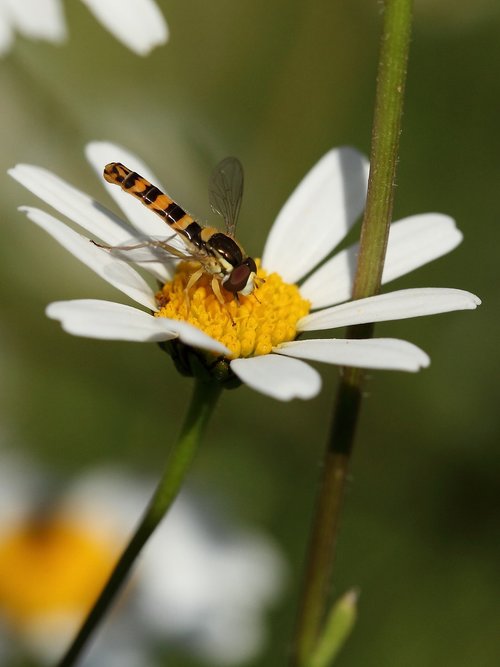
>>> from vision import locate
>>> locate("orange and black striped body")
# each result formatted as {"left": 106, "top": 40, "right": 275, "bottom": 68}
{"left": 104, "top": 161, "right": 207, "bottom": 249}
{"left": 103, "top": 162, "right": 257, "bottom": 296}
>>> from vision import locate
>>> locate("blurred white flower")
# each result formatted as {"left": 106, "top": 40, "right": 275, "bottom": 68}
{"left": 0, "top": 455, "right": 285, "bottom": 665}
{"left": 9, "top": 142, "right": 480, "bottom": 400}
{"left": 0, "top": 0, "right": 168, "bottom": 57}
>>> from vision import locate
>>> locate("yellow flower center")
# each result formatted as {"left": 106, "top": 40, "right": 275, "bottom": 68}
{"left": 0, "top": 514, "right": 118, "bottom": 630}
{"left": 155, "top": 261, "right": 310, "bottom": 359}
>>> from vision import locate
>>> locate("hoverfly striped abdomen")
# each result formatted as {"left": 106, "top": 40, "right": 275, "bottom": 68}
{"left": 183, "top": 221, "right": 203, "bottom": 245}
{"left": 104, "top": 162, "right": 196, "bottom": 239}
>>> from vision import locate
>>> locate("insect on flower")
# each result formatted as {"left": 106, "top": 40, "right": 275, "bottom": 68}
{"left": 10, "top": 141, "right": 481, "bottom": 400}
{"left": 94, "top": 158, "right": 258, "bottom": 305}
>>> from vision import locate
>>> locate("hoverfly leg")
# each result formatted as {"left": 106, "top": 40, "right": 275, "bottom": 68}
{"left": 90, "top": 239, "right": 111, "bottom": 249}
{"left": 185, "top": 267, "right": 204, "bottom": 292}
{"left": 184, "top": 267, "right": 204, "bottom": 310}
{"left": 91, "top": 238, "right": 159, "bottom": 253}
{"left": 211, "top": 277, "right": 236, "bottom": 326}
{"left": 211, "top": 277, "right": 226, "bottom": 306}
{"left": 250, "top": 276, "right": 265, "bottom": 304}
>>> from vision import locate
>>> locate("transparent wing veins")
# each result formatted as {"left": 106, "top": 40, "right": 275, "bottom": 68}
{"left": 209, "top": 156, "right": 244, "bottom": 237}
{"left": 91, "top": 236, "right": 201, "bottom": 264}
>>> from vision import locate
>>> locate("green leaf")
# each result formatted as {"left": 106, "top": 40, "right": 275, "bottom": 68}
{"left": 307, "top": 589, "right": 359, "bottom": 667}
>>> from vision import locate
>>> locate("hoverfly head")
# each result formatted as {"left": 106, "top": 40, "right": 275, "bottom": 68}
{"left": 223, "top": 257, "right": 257, "bottom": 296}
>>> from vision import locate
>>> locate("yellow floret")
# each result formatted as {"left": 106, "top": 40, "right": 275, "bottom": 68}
{"left": 0, "top": 515, "right": 117, "bottom": 628}
{"left": 155, "top": 260, "right": 310, "bottom": 359}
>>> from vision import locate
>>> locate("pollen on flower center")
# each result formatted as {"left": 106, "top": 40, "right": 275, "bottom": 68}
{"left": 155, "top": 261, "right": 310, "bottom": 359}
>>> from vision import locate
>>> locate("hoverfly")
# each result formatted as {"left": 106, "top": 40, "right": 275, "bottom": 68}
{"left": 97, "top": 158, "right": 257, "bottom": 304}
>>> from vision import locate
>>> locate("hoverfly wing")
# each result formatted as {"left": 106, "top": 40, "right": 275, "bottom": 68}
{"left": 209, "top": 156, "right": 244, "bottom": 238}
{"left": 91, "top": 236, "right": 192, "bottom": 264}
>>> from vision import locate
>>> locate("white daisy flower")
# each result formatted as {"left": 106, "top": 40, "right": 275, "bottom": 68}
{"left": 0, "top": 455, "right": 285, "bottom": 665}
{"left": 8, "top": 142, "right": 480, "bottom": 401}
{"left": 0, "top": 0, "right": 168, "bottom": 57}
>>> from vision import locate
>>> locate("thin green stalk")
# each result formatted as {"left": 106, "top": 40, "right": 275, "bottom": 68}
{"left": 56, "top": 378, "right": 221, "bottom": 667}
{"left": 291, "top": 2, "right": 413, "bottom": 665}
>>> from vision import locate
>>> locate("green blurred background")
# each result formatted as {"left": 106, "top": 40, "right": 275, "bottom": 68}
{"left": 0, "top": 1, "right": 499, "bottom": 665}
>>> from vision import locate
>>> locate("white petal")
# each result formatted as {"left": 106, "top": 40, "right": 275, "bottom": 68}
{"left": 164, "top": 320, "right": 231, "bottom": 355}
{"left": 382, "top": 214, "right": 463, "bottom": 284}
{"left": 46, "top": 300, "right": 229, "bottom": 355}
{"left": 230, "top": 355, "right": 321, "bottom": 401}
{"left": 298, "top": 245, "right": 356, "bottom": 310}
{"left": 9, "top": 162, "right": 171, "bottom": 282}
{"left": 21, "top": 206, "right": 157, "bottom": 310}
{"left": 0, "top": 4, "right": 14, "bottom": 55}
{"left": 46, "top": 299, "right": 173, "bottom": 341}
{"left": 261, "top": 147, "right": 368, "bottom": 283}
{"left": 4, "top": 0, "right": 66, "bottom": 42}
{"left": 300, "top": 213, "right": 463, "bottom": 309}
{"left": 85, "top": 141, "right": 176, "bottom": 240}
{"left": 9, "top": 163, "right": 133, "bottom": 244}
{"left": 80, "top": 0, "right": 168, "bottom": 55}
{"left": 299, "top": 287, "right": 481, "bottom": 332}
{"left": 275, "top": 338, "right": 430, "bottom": 372}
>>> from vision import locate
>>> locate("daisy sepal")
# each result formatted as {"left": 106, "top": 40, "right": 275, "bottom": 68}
{"left": 230, "top": 355, "right": 321, "bottom": 401}
{"left": 21, "top": 206, "right": 157, "bottom": 311}
{"left": 300, "top": 213, "right": 463, "bottom": 310}
{"left": 274, "top": 338, "right": 430, "bottom": 372}
{"left": 298, "top": 287, "right": 481, "bottom": 332}
{"left": 9, "top": 163, "right": 171, "bottom": 283}
{"left": 80, "top": 0, "right": 168, "bottom": 55}
{"left": 47, "top": 300, "right": 230, "bottom": 354}
{"left": 261, "top": 147, "right": 369, "bottom": 284}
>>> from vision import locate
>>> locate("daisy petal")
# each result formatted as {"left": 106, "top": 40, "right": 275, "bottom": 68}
{"left": 275, "top": 338, "right": 430, "bottom": 372}
{"left": 46, "top": 299, "right": 229, "bottom": 354}
{"left": 46, "top": 300, "right": 174, "bottom": 341}
{"left": 0, "top": 13, "right": 13, "bottom": 56}
{"left": 230, "top": 355, "right": 321, "bottom": 401}
{"left": 301, "top": 214, "right": 463, "bottom": 309}
{"left": 46, "top": 300, "right": 229, "bottom": 355}
{"left": 21, "top": 206, "right": 157, "bottom": 310}
{"left": 298, "top": 288, "right": 481, "bottom": 332}
{"left": 9, "top": 162, "right": 172, "bottom": 283}
{"left": 6, "top": 0, "right": 66, "bottom": 43}
{"left": 298, "top": 245, "right": 355, "bottom": 310}
{"left": 9, "top": 163, "right": 133, "bottom": 244}
{"left": 162, "top": 320, "right": 231, "bottom": 355}
{"left": 80, "top": 0, "right": 168, "bottom": 55}
{"left": 261, "top": 147, "right": 368, "bottom": 283}
{"left": 382, "top": 214, "right": 463, "bottom": 284}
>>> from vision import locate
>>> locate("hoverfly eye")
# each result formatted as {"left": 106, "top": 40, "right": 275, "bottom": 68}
{"left": 245, "top": 257, "right": 257, "bottom": 275}
{"left": 224, "top": 257, "right": 257, "bottom": 294}
{"left": 224, "top": 264, "right": 252, "bottom": 294}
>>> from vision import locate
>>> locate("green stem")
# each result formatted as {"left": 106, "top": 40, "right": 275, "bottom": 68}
{"left": 56, "top": 379, "right": 221, "bottom": 667}
{"left": 291, "top": 1, "right": 413, "bottom": 665}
